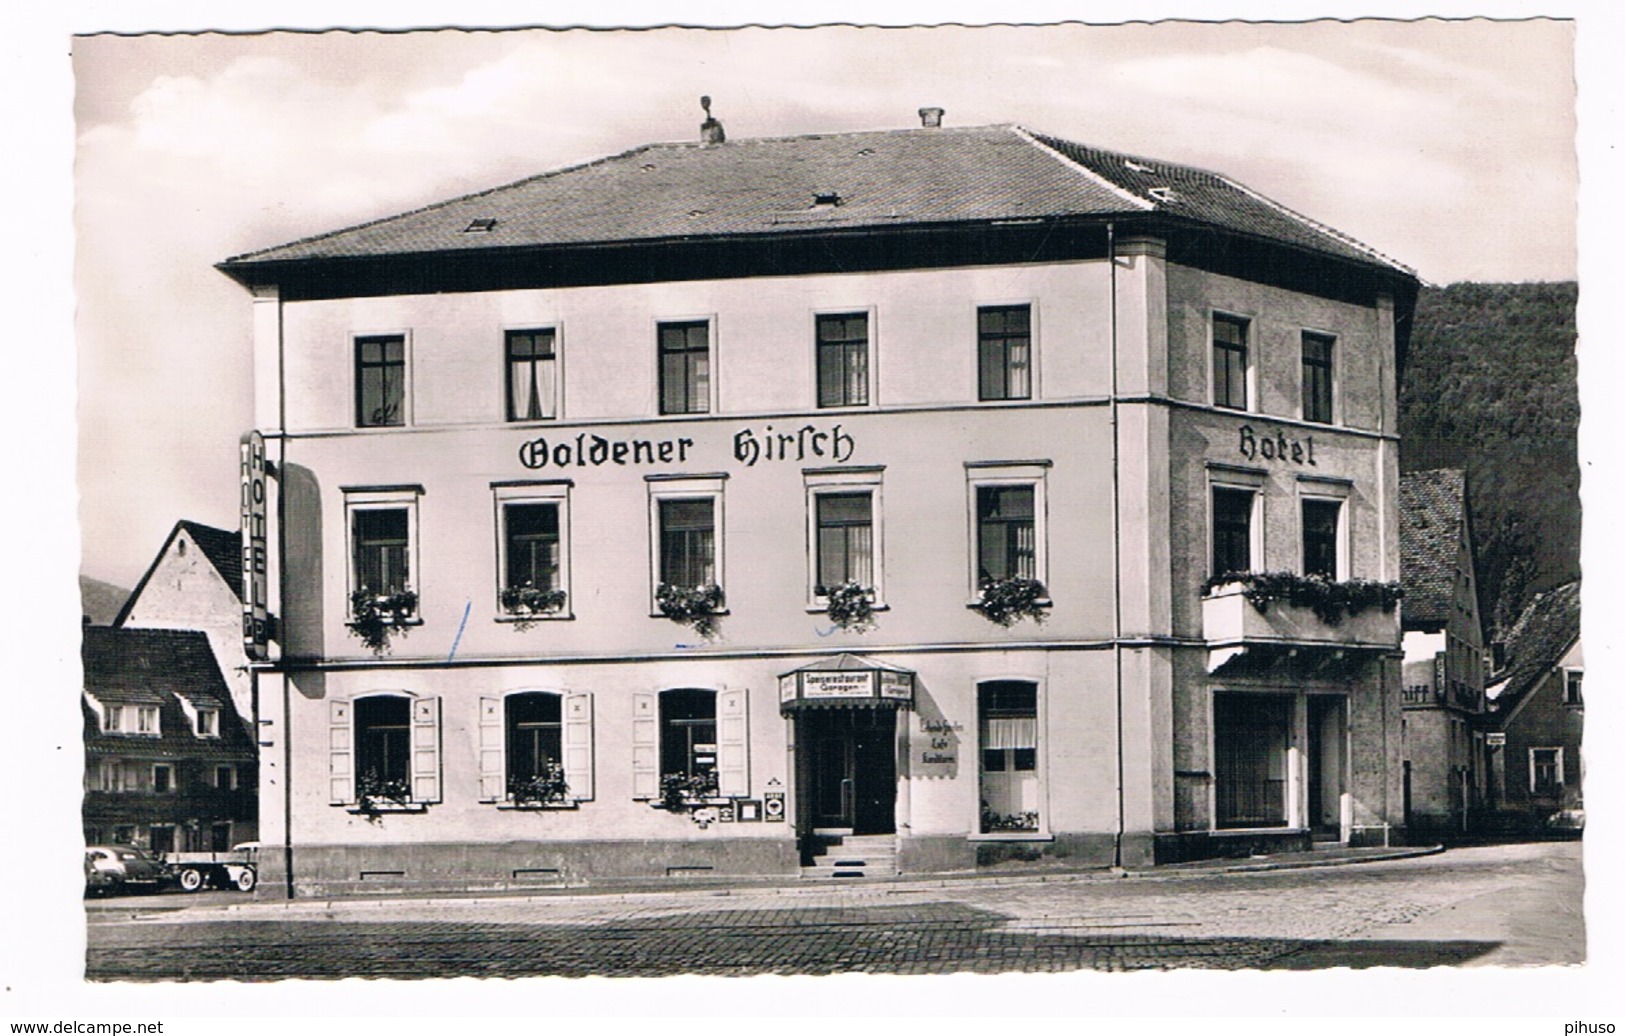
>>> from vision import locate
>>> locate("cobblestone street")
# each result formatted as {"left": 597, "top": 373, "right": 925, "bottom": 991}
{"left": 85, "top": 841, "right": 1584, "bottom": 980}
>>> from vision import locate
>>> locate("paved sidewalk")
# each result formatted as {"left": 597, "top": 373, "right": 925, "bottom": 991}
{"left": 85, "top": 841, "right": 1443, "bottom": 923}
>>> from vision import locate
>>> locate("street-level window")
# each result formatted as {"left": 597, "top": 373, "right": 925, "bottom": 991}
{"left": 152, "top": 764, "right": 173, "bottom": 794}
{"left": 817, "top": 312, "right": 870, "bottom": 408}
{"left": 356, "top": 695, "right": 411, "bottom": 799}
{"left": 658, "top": 320, "right": 711, "bottom": 415}
{"left": 196, "top": 707, "right": 219, "bottom": 738}
{"left": 355, "top": 334, "right": 406, "bottom": 427}
{"left": 1215, "top": 694, "right": 1291, "bottom": 828}
{"left": 661, "top": 688, "right": 718, "bottom": 790}
{"left": 507, "top": 691, "right": 563, "bottom": 799}
{"left": 148, "top": 825, "right": 175, "bottom": 854}
{"left": 978, "top": 304, "right": 1032, "bottom": 401}
{"left": 1530, "top": 747, "right": 1563, "bottom": 796}
{"left": 977, "top": 485, "right": 1037, "bottom": 583}
{"left": 1212, "top": 314, "right": 1249, "bottom": 410}
{"left": 979, "top": 681, "right": 1040, "bottom": 834}
{"left": 1565, "top": 671, "right": 1583, "bottom": 706}
{"left": 1302, "top": 332, "right": 1335, "bottom": 424}
{"left": 480, "top": 691, "right": 595, "bottom": 805}
{"left": 209, "top": 822, "right": 232, "bottom": 853}
{"left": 1212, "top": 487, "right": 1255, "bottom": 577}
{"left": 816, "top": 492, "right": 874, "bottom": 589}
{"left": 506, "top": 328, "right": 558, "bottom": 422}
{"left": 1302, "top": 498, "right": 1342, "bottom": 579}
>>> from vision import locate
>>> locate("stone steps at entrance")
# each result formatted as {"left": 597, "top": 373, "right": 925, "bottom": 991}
{"left": 801, "top": 833, "right": 898, "bottom": 879}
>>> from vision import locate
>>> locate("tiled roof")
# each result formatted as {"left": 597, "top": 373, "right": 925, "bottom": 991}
{"left": 1489, "top": 580, "right": 1580, "bottom": 712}
{"left": 222, "top": 124, "right": 1411, "bottom": 275}
{"left": 1399, "top": 468, "right": 1468, "bottom": 629}
{"left": 113, "top": 520, "right": 243, "bottom": 627}
{"left": 81, "top": 627, "right": 255, "bottom": 762}
{"left": 178, "top": 521, "right": 243, "bottom": 600}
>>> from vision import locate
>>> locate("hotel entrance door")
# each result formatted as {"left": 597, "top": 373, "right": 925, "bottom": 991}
{"left": 802, "top": 707, "right": 897, "bottom": 834}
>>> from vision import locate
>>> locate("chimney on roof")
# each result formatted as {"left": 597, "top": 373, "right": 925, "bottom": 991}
{"left": 918, "top": 107, "right": 945, "bottom": 128}
{"left": 700, "top": 95, "right": 726, "bottom": 145}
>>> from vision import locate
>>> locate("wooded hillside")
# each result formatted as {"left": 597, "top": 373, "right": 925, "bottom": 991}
{"left": 1398, "top": 281, "right": 1579, "bottom": 639}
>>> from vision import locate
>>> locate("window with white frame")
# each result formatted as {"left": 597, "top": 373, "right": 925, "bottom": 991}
{"left": 1211, "top": 485, "right": 1257, "bottom": 578}
{"left": 966, "top": 462, "right": 1050, "bottom": 596}
{"left": 806, "top": 467, "right": 885, "bottom": 604}
{"left": 1530, "top": 747, "right": 1563, "bottom": 796}
{"left": 630, "top": 688, "right": 750, "bottom": 801}
{"left": 328, "top": 693, "right": 442, "bottom": 808}
{"left": 135, "top": 705, "right": 160, "bottom": 735}
{"left": 658, "top": 319, "right": 712, "bottom": 415}
{"left": 978, "top": 681, "right": 1042, "bottom": 834}
{"left": 1299, "top": 477, "right": 1350, "bottom": 581}
{"left": 345, "top": 487, "right": 422, "bottom": 618}
{"left": 494, "top": 481, "right": 571, "bottom": 620}
{"left": 214, "top": 764, "right": 237, "bottom": 790}
{"left": 1212, "top": 313, "right": 1250, "bottom": 411}
{"left": 977, "top": 304, "right": 1032, "bottom": 401}
{"left": 816, "top": 311, "right": 871, "bottom": 408}
{"left": 1301, "top": 331, "right": 1335, "bottom": 424}
{"left": 151, "top": 763, "right": 173, "bottom": 794}
{"left": 647, "top": 475, "right": 726, "bottom": 605}
{"left": 506, "top": 328, "right": 558, "bottom": 422}
{"left": 355, "top": 334, "right": 407, "bottom": 428}
{"left": 478, "top": 691, "right": 595, "bottom": 806}
{"left": 195, "top": 707, "right": 219, "bottom": 738}
{"left": 1564, "top": 670, "right": 1583, "bottom": 706}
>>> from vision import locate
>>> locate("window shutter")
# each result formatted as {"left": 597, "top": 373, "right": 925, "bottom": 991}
{"left": 717, "top": 687, "right": 750, "bottom": 797}
{"left": 564, "top": 692, "right": 594, "bottom": 802}
{"left": 478, "top": 696, "right": 504, "bottom": 803}
{"left": 329, "top": 699, "right": 354, "bottom": 804}
{"left": 631, "top": 691, "right": 658, "bottom": 799}
{"left": 411, "top": 696, "right": 442, "bottom": 804}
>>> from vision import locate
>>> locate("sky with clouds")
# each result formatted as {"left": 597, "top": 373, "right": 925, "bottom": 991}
{"left": 73, "top": 18, "right": 1577, "bottom": 588}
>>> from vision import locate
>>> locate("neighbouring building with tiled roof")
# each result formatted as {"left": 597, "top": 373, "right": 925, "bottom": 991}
{"left": 82, "top": 626, "right": 258, "bottom": 853}
{"left": 1484, "top": 580, "right": 1582, "bottom": 830}
{"left": 219, "top": 105, "right": 1417, "bottom": 895}
{"left": 115, "top": 520, "right": 253, "bottom": 722}
{"left": 1398, "top": 469, "right": 1488, "bottom": 834}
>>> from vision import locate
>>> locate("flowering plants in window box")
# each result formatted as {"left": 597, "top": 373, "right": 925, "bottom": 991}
{"left": 817, "top": 581, "right": 876, "bottom": 633}
{"left": 655, "top": 583, "right": 724, "bottom": 637}
{"left": 355, "top": 770, "right": 414, "bottom": 818}
{"left": 971, "top": 577, "right": 1049, "bottom": 628}
{"left": 658, "top": 771, "right": 721, "bottom": 816}
{"left": 498, "top": 584, "right": 568, "bottom": 631}
{"left": 347, "top": 588, "right": 418, "bottom": 654}
{"left": 1202, "top": 571, "right": 1402, "bottom": 626}
{"left": 507, "top": 762, "right": 571, "bottom": 807}
{"left": 980, "top": 803, "right": 1041, "bottom": 833}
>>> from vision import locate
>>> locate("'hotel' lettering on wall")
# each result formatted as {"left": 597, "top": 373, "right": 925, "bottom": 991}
{"left": 1238, "top": 424, "right": 1317, "bottom": 466}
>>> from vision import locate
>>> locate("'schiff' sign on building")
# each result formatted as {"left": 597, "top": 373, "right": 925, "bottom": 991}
{"left": 239, "top": 430, "right": 269, "bottom": 660}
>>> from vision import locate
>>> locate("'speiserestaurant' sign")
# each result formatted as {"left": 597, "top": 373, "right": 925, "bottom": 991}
{"left": 778, "top": 654, "right": 915, "bottom": 712}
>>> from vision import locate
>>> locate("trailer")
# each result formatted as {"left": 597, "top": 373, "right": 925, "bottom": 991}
{"left": 165, "top": 842, "right": 258, "bottom": 892}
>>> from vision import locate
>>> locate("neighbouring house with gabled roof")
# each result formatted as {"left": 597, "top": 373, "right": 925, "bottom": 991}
{"left": 1484, "top": 579, "right": 1582, "bottom": 831}
{"left": 1398, "top": 468, "right": 1488, "bottom": 834}
{"left": 116, "top": 520, "right": 252, "bottom": 722}
{"left": 217, "top": 106, "right": 1416, "bottom": 894}
{"left": 82, "top": 626, "right": 258, "bottom": 853}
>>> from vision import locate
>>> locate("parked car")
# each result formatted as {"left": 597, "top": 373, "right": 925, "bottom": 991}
{"left": 84, "top": 845, "right": 174, "bottom": 895}
{"left": 167, "top": 842, "right": 259, "bottom": 892}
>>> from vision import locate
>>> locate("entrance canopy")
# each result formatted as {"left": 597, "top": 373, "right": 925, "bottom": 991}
{"left": 778, "top": 653, "right": 916, "bottom": 713}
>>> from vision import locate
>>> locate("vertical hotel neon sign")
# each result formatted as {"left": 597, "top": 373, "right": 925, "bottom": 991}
{"left": 240, "top": 431, "right": 269, "bottom": 660}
